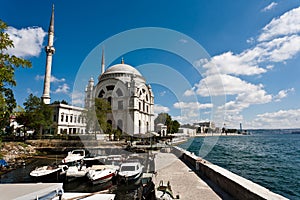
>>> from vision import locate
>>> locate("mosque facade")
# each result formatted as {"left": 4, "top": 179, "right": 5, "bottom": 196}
{"left": 85, "top": 57, "right": 155, "bottom": 135}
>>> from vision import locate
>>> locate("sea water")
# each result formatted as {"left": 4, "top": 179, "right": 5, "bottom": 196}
{"left": 178, "top": 130, "right": 300, "bottom": 200}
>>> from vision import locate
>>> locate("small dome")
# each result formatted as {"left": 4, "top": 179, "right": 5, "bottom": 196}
{"left": 104, "top": 63, "right": 141, "bottom": 76}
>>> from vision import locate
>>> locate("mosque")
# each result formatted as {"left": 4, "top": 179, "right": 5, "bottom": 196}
{"left": 84, "top": 55, "right": 155, "bottom": 135}
{"left": 42, "top": 6, "right": 154, "bottom": 136}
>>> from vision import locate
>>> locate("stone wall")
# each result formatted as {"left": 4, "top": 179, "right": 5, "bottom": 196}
{"left": 171, "top": 146, "right": 288, "bottom": 200}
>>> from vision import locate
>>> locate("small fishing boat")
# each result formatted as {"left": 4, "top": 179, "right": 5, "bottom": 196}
{"left": 118, "top": 161, "right": 143, "bottom": 183}
{"left": 62, "top": 149, "right": 86, "bottom": 164}
{"left": 65, "top": 161, "right": 90, "bottom": 181}
{"left": 30, "top": 164, "right": 68, "bottom": 182}
{"left": 87, "top": 165, "right": 118, "bottom": 185}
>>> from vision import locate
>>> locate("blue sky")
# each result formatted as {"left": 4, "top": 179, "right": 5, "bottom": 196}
{"left": 1, "top": 0, "right": 300, "bottom": 129}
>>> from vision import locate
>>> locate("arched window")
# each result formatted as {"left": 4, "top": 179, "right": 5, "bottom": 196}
{"left": 117, "top": 120, "right": 123, "bottom": 132}
{"left": 146, "top": 121, "right": 149, "bottom": 132}
{"left": 98, "top": 90, "right": 105, "bottom": 98}
{"left": 139, "top": 120, "right": 141, "bottom": 134}
{"left": 116, "top": 88, "right": 123, "bottom": 97}
{"left": 107, "top": 97, "right": 112, "bottom": 106}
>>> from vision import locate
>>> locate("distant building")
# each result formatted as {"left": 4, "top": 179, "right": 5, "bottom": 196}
{"left": 156, "top": 123, "right": 167, "bottom": 137}
{"left": 193, "top": 121, "right": 216, "bottom": 133}
{"left": 49, "top": 103, "right": 86, "bottom": 134}
{"left": 177, "top": 127, "right": 197, "bottom": 136}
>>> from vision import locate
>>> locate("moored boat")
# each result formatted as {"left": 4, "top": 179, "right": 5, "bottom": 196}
{"left": 118, "top": 161, "right": 143, "bottom": 183}
{"left": 65, "top": 161, "right": 90, "bottom": 181}
{"left": 30, "top": 164, "right": 68, "bottom": 182}
{"left": 62, "top": 149, "right": 86, "bottom": 164}
{"left": 87, "top": 165, "right": 118, "bottom": 185}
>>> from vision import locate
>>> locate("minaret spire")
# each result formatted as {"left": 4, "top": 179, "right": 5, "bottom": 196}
{"left": 101, "top": 48, "right": 105, "bottom": 74}
{"left": 42, "top": 5, "right": 55, "bottom": 104}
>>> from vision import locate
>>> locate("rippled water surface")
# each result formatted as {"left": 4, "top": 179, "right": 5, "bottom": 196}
{"left": 178, "top": 130, "right": 300, "bottom": 200}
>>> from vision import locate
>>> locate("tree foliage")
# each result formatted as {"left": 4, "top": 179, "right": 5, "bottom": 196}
{"left": 0, "top": 19, "right": 31, "bottom": 130}
{"left": 85, "top": 98, "right": 112, "bottom": 135}
{"left": 154, "top": 112, "right": 180, "bottom": 134}
{"left": 16, "top": 94, "right": 53, "bottom": 137}
{"left": 94, "top": 98, "right": 112, "bottom": 134}
{"left": 52, "top": 100, "right": 68, "bottom": 105}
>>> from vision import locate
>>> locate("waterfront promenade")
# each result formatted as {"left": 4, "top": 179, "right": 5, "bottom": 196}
{"left": 153, "top": 152, "right": 226, "bottom": 200}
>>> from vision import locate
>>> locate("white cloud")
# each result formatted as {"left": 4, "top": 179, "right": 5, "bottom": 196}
{"left": 183, "top": 87, "right": 196, "bottom": 96}
{"left": 172, "top": 101, "right": 213, "bottom": 124}
{"left": 258, "top": 6, "right": 300, "bottom": 41}
{"left": 5, "top": 26, "right": 46, "bottom": 58}
{"left": 173, "top": 101, "right": 213, "bottom": 110}
{"left": 261, "top": 35, "right": 300, "bottom": 62}
{"left": 35, "top": 75, "right": 66, "bottom": 83}
{"left": 202, "top": 51, "right": 267, "bottom": 76}
{"left": 274, "top": 88, "right": 295, "bottom": 102}
{"left": 195, "top": 74, "right": 264, "bottom": 97}
{"left": 252, "top": 109, "right": 300, "bottom": 129}
{"left": 53, "top": 83, "right": 70, "bottom": 94}
{"left": 261, "top": 2, "right": 278, "bottom": 12}
{"left": 246, "top": 37, "right": 255, "bottom": 44}
{"left": 154, "top": 104, "right": 170, "bottom": 114}
{"left": 266, "top": 65, "right": 274, "bottom": 70}
{"left": 71, "top": 91, "right": 85, "bottom": 106}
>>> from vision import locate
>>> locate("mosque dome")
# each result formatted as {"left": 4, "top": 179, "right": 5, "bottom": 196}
{"left": 103, "top": 63, "right": 142, "bottom": 76}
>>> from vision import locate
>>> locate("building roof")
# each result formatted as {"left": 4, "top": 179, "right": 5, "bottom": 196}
{"left": 104, "top": 63, "right": 142, "bottom": 76}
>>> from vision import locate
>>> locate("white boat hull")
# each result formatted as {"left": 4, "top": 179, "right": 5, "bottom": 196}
{"left": 87, "top": 165, "right": 117, "bottom": 185}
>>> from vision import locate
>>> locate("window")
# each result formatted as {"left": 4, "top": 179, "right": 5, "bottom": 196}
{"left": 108, "top": 97, "right": 112, "bottom": 106}
{"left": 61, "top": 114, "right": 64, "bottom": 122}
{"left": 117, "top": 120, "right": 123, "bottom": 132}
{"left": 53, "top": 114, "right": 57, "bottom": 122}
{"left": 118, "top": 100, "right": 123, "bottom": 109}
{"left": 70, "top": 115, "right": 73, "bottom": 123}
{"left": 139, "top": 102, "right": 141, "bottom": 110}
{"left": 74, "top": 116, "right": 77, "bottom": 123}
{"left": 98, "top": 90, "right": 105, "bottom": 98}
{"left": 139, "top": 120, "right": 141, "bottom": 134}
{"left": 146, "top": 122, "right": 149, "bottom": 132}
{"left": 106, "top": 85, "right": 115, "bottom": 91}
{"left": 66, "top": 115, "right": 68, "bottom": 122}
{"left": 116, "top": 88, "right": 123, "bottom": 97}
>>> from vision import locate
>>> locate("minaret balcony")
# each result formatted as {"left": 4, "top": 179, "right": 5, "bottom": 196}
{"left": 45, "top": 46, "right": 55, "bottom": 54}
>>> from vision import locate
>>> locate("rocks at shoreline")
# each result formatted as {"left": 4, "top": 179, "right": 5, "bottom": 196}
{"left": 1, "top": 142, "right": 37, "bottom": 166}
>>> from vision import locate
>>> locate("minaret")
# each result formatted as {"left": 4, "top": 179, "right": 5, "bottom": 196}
{"left": 42, "top": 5, "right": 55, "bottom": 104}
{"left": 101, "top": 48, "right": 105, "bottom": 74}
{"left": 84, "top": 77, "right": 94, "bottom": 108}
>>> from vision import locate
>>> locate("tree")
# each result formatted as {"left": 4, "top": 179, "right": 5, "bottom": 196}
{"left": 154, "top": 113, "right": 180, "bottom": 134}
{"left": 52, "top": 100, "right": 68, "bottom": 105}
{"left": 17, "top": 94, "right": 53, "bottom": 137}
{"left": 171, "top": 120, "right": 180, "bottom": 134}
{"left": 85, "top": 98, "right": 112, "bottom": 137}
{"left": 0, "top": 19, "right": 31, "bottom": 130}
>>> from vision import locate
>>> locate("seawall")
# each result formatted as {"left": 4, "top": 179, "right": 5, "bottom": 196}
{"left": 171, "top": 146, "right": 288, "bottom": 200}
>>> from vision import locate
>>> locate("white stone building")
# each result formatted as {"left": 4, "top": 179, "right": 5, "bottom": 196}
{"left": 85, "top": 58, "right": 155, "bottom": 136}
{"left": 50, "top": 103, "right": 86, "bottom": 134}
